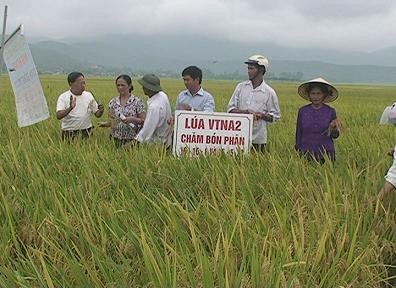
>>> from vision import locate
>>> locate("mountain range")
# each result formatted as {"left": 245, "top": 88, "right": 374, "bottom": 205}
{"left": 28, "top": 34, "right": 396, "bottom": 84}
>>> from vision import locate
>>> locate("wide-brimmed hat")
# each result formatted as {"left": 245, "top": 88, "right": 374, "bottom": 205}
{"left": 297, "top": 77, "right": 338, "bottom": 103}
{"left": 138, "top": 74, "right": 162, "bottom": 92}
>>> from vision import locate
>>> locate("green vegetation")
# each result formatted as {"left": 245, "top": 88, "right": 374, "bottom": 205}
{"left": 0, "top": 74, "right": 395, "bottom": 287}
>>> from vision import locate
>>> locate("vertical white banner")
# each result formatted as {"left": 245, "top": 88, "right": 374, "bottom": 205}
{"left": 2, "top": 25, "right": 49, "bottom": 127}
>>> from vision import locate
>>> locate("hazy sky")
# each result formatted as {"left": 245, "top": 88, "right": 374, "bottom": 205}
{"left": 2, "top": 0, "right": 396, "bottom": 51}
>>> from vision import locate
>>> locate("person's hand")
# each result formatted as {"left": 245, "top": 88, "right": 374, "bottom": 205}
{"left": 167, "top": 116, "right": 175, "bottom": 126}
{"left": 69, "top": 95, "right": 76, "bottom": 109}
{"left": 253, "top": 112, "right": 262, "bottom": 120}
{"left": 180, "top": 103, "right": 192, "bottom": 111}
{"left": 329, "top": 118, "right": 342, "bottom": 130}
{"left": 123, "top": 116, "right": 135, "bottom": 124}
{"left": 327, "top": 118, "right": 343, "bottom": 136}
{"left": 97, "top": 103, "right": 104, "bottom": 113}
{"left": 98, "top": 121, "right": 109, "bottom": 127}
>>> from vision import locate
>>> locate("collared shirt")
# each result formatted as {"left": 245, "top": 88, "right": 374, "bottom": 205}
{"left": 227, "top": 80, "right": 281, "bottom": 144}
{"left": 108, "top": 94, "right": 145, "bottom": 140}
{"left": 56, "top": 90, "right": 99, "bottom": 131}
{"left": 175, "top": 87, "right": 215, "bottom": 112}
{"left": 135, "top": 91, "right": 172, "bottom": 145}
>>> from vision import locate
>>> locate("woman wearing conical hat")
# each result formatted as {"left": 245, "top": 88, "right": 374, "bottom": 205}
{"left": 295, "top": 77, "right": 341, "bottom": 163}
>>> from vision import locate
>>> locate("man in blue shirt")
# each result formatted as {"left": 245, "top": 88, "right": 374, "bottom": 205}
{"left": 175, "top": 66, "right": 215, "bottom": 112}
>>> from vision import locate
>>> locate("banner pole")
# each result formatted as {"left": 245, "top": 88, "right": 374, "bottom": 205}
{"left": 1, "top": 5, "right": 8, "bottom": 74}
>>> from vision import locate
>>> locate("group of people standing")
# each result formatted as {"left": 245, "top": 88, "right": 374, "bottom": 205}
{"left": 56, "top": 54, "right": 341, "bottom": 164}
{"left": 55, "top": 54, "right": 396, "bottom": 203}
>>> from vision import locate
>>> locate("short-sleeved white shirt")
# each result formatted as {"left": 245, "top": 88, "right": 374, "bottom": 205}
{"left": 56, "top": 90, "right": 99, "bottom": 131}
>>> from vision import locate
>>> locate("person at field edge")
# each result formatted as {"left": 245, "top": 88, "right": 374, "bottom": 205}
{"left": 98, "top": 75, "right": 146, "bottom": 147}
{"left": 227, "top": 55, "right": 281, "bottom": 152}
{"left": 295, "top": 77, "right": 341, "bottom": 164}
{"left": 175, "top": 66, "right": 215, "bottom": 112}
{"left": 379, "top": 101, "right": 396, "bottom": 125}
{"left": 377, "top": 146, "right": 396, "bottom": 201}
{"left": 56, "top": 72, "right": 104, "bottom": 140}
{"left": 135, "top": 74, "right": 172, "bottom": 146}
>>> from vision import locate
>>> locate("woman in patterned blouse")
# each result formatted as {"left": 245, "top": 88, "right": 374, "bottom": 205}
{"left": 99, "top": 75, "right": 146, "bottom": 147}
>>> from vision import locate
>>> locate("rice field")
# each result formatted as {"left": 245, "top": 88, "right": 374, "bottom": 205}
{"left": 0, "top": 74, "right": 395, "bottom": 287}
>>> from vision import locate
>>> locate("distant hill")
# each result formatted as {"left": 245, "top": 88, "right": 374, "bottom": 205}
{"left": 28, "top": 34, "right": 396, "bottom": 83}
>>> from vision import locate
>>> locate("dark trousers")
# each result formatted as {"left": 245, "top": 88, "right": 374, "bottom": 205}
{"left": 252, "top": 143, "right": 266, "bottom": 153}
{"left": 298, "top": 150, "right": 335, "bottom": 165}
{"left": 110, "top": 137, "right": 135, "bottom": 148}
{"left": 61, "top": 128, "right": 92, "bottom": 141}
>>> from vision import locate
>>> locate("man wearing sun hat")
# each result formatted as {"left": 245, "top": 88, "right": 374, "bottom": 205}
{"left": 227, "top": 55, "right": 281, "bottom": 152}
{"left": 295, "top": 77, "right": 341, "bottom": 163}
{"left": 135, "top": 74, "right": 172, "bottom": 146}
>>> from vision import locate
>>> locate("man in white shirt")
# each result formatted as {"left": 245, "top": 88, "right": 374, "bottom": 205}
{"left": 135, "top": 74, "right": 172, "bottom": 146}
{"left": 56, "top": 72, "right": 104, "bottom": 140}
{"left": 227, "top": 55, "right": 281, "bottom": 152}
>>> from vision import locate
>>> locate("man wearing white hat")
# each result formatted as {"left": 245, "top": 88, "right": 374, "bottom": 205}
{"left": 227, "top": 55, "right": 281, "bottom": 152}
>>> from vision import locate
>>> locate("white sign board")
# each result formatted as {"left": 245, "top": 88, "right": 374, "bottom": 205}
{"left": 173, "top": 111, "right": 253, "bottom": 156}
{"left": 2, "top": 25, "right": 49, "bottom": 127}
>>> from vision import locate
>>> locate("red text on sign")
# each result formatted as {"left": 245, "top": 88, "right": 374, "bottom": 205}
{"left": 208, "top": 119, "right": 241, "bottom": 131}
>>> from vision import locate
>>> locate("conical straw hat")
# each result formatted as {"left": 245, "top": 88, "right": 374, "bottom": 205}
{"left": 297, "top": 77, "right": 338, "bottom": 103}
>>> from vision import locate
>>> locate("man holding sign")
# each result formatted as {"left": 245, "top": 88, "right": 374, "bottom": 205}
{"left": 56, "top": 72, "right": 104, "bottom": 140}
{"left": 227, "top": 55, "right": 281, "bottom": 152}
{"left": 175, "top": 66, "right": 215, "bottom": 112}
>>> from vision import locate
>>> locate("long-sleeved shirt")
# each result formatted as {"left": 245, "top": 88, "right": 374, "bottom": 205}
{"left": 175, "top": 87, "right": 215, "bottom": 112}
{"left": 227, "top": 80, "right": 281, "bottom": 144}
{"left": 295, "top": 104, "right": 339, "bottom": 161}
{"left": 135, "top": 91, "right": 172, "bottom": 145}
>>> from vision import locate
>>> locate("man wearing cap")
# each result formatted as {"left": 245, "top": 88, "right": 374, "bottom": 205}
{"left": 227, "top": 55, "right": 281, "bottom": 152}
{"left": 135, "top": 74, "right": 172, "bottom": 146}
{"left": 175, "top": 66, "right": 215, "bottom": 112}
